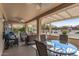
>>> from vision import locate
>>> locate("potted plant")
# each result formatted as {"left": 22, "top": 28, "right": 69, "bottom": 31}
{"left": 62, "top": 30, "right": 67, "bottom": 35}
{"left": 59, "top": 30, "right": 68, "bottom": 44}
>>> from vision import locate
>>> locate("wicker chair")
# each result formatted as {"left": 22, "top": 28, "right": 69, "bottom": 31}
{"left": 25, "top": 35, "right": 36, "bottom": 45}
{"left": 40, "top": 34, "right": 46, "bottom": 42}
{"left": 59, "top": 35, "right": 68, "bottom": 44}
{"left": 34, "top": 40, "right": 48, "bottom": 56}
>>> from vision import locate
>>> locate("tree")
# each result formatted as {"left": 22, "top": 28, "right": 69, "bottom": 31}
{"left": 42, "top": 24, "right": 49, "bottom": 30}
{"left": 19, "top": 27, "right": 26, "bottom": 32}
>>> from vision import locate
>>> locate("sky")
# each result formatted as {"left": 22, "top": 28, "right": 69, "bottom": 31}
{"left": 51, "top": 18, "right": 79, "bottom": 27}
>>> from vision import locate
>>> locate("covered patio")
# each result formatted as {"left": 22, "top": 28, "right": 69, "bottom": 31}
{"left": 0, "top": 3, "right": 79, "bottom": 56}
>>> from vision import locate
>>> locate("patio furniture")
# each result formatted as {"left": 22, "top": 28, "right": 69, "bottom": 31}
{"left": 59, "top": 35, "right": 68, "bottom": 44}
{"left": 34, "top": 40, "right": 48, "bottom": 56}
{"left": 25, "top": 35, "right": 36, "bottom": 45}
{"left": 34, "top": 40, "right": 58, "bottom": 56}
{"left": 40, "top": 34, "right": 47, "bottom": 42}
{"left": 46, "top": 40, "right": 78, "bottom": 56}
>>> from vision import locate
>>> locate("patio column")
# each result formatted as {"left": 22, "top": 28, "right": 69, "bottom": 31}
{"left": 37, "top": 18, "right": 41, "bottom": 41}
{"left": 25, "top": 23, "right": 28, "bottom": 33}
{"left": 49, "top": 23, "right": 52, "bottom": 34}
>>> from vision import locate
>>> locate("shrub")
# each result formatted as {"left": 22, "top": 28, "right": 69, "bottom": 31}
{"left": 62, "top": 30, "right": 68, "bottom": 35}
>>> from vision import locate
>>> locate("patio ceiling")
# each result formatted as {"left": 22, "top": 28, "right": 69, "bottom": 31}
{"left": 1, "top": 3, "right": 78, "bottom": 26}
{"left": 26, "top": 3, "right": 77, "bottom": 26}
{"left": 26, "top": 4, "right": 79, "bottom": 25}
{"left": 42, "top": 4, "right": 79, "bottom": 24}
{"left": 1, "top": 3, "right": 61, "bottom": 23}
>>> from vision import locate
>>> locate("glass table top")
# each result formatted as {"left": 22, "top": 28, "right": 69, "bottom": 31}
{"left": 46, "top": 40, "right": 78, "bottom": 55}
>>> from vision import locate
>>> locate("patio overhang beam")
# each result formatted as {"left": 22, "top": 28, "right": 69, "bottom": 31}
{"left": 25, "top": 3, "right": 75, "bottom": 23}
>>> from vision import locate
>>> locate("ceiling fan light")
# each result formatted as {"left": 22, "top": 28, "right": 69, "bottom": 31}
{"left": 20, "top": 19, "right": 25, "bottom": 22}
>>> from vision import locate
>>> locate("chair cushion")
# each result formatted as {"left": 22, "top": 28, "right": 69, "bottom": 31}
{"left": 32, "top": 45, "right": 37, "bottom": 49}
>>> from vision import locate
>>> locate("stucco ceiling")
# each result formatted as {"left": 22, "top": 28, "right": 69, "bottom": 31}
{"left": 41, "top": 4, "right": 79, "bottom": 24}
{"left": 26, "top": 4, "right": 79, "bottom": 26}
{"left": 2, "top": 3, "right": 61, "bottom": 23}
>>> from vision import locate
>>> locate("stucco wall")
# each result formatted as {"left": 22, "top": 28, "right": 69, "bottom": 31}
{"left": 0, "top": 20, "right": 4, "bottom": 56}
{"left": 0, "top": 4, "right": 4, "bottom": 56}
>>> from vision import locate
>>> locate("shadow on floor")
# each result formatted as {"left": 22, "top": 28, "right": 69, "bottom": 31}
{"left": 2, "top": 44, "right": 36, "bottom": 56}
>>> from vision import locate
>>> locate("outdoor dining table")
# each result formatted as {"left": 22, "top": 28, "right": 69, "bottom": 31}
{"left": 46, "top": 40, "right": 78, "bottom": 55}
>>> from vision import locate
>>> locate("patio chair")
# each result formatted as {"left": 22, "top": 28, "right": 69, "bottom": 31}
{"left": 34, "top": 40, "right": 48, "bottom": 56}
{"left": 34, "top": 40, "right": 58, "bottom": 56}
{"left": 25, "top": 35, "right": 36, "bottom": 45}
{"left": 59, "top": 35, "right": 68, "bottom": 44}
{"left": 40, "top": 34, "right": 47, "bottom": 42}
